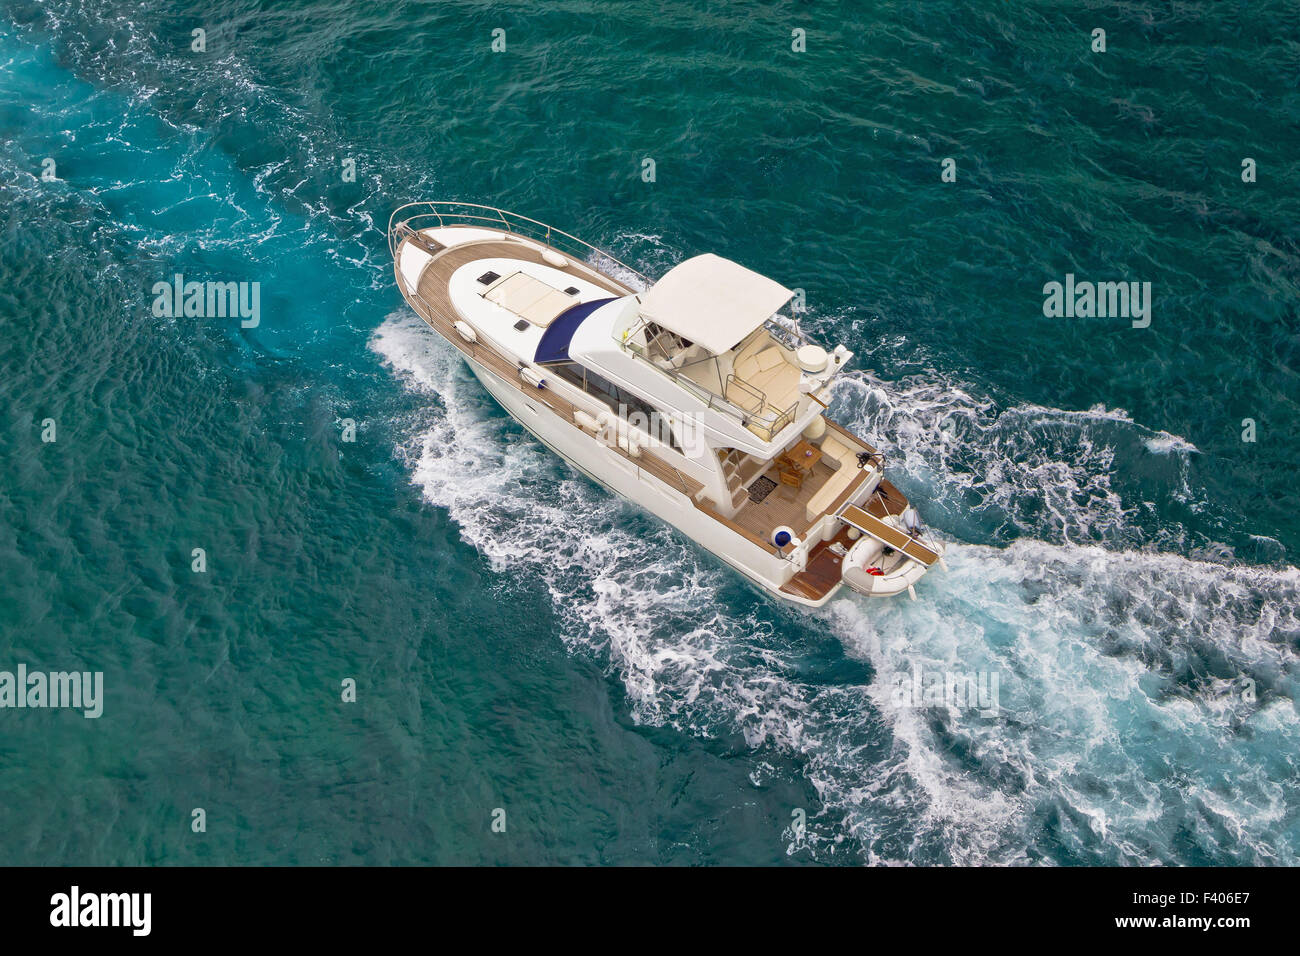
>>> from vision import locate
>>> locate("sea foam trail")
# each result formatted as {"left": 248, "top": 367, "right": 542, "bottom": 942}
{"left": 372, "top": 313, "right": 1300, "bottom": 865}
{"left": 828, "top": 369, "right": 1208, "bottom": 554}
{"left": 825, "top": 541, "right": 1299, "bottom": 865}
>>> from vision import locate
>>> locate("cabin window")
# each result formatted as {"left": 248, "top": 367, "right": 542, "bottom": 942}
{"left": 545, "top": 361, "right": 587, "bottom": 391}
{"left": 540, "top": 361, "right": 681, "bottom": 451}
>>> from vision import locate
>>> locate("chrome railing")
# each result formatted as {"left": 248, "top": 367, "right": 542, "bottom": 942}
{"left": 389, "top": 202, "right": 802, "bottom": 444}
{"left": 387, "top": 201, "right": 652, "bottom": 288}
{"left": 622, "top": 337, "right": 801, "bottom": 443}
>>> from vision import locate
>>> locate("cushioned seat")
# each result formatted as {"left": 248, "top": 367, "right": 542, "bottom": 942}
{"left": 805, "top": 465, "right": 859, "bottom": 523}
{"left": 803, "top": 433, "right": 862, "bottom": 522}
{"left": 818, "top": 434, "right": 854, "bottom": 470}
{"left": 727, "top": 337, "right": 801, "bottom": 419}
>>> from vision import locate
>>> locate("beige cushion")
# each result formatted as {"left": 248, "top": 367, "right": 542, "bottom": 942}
{"left": 819, "top": 434, "right": 852, "bottom": 467}
{"left": 732, "top": 356, "right": 759, "bottom": 381}
{"left": 805, "top": 466, "right": 859, "bottom": 523}
{"left": 752, "top": 365, "right": 801, "bottom": 413}
{"left": 725, "top": 379, "right": 765, "bottom": 414}
{"left": 485, "top": 271, "right": 573, "bottom": 326}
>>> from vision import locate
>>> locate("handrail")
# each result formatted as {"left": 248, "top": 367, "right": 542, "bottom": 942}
{"left": 388, "top": 200, "right": 652, "bottom": 288}
{"left": 396, "top": 260, "right": 697, "bottom": 499}
{"left": 621, "top": 336, "right": 794, "bottom": 441}
{"left": 390, "top": 202, "right": 803, "bottom": 444}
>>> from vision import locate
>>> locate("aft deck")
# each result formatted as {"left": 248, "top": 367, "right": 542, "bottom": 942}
{"left": 778, "top": 478, "right": 914, "bottom": 602}
{"left": 729, "top": 451, "right": 871, "bottom": 541}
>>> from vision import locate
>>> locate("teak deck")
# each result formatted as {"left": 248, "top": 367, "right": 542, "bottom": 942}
{"left": 415, "top": 238, "right": 629, "bottom": 308}
{"left": 781, "top": 524, "right": 855, "bottom": 601}
{"left": 840, "top": 504, "right": 941, "bottom": 566}
{"left": 731, "top": 458, "right": 870, "bottom": 541}
{"left": 400, "top": 236, "right": 702, "bottom": 500}
{"left": 397, "top": 230, "right": 892, "bottom": 604}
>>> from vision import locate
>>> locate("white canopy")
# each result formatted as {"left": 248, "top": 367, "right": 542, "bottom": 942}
{"left": 638, "top": 253, "right": 792, "bottom": 355}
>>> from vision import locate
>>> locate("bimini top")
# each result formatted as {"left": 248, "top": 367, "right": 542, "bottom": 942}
{"left": 638, "top": 253, "right": 793, "bottom": 355}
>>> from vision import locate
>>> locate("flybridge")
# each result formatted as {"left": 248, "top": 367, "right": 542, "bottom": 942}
{"left": 619, "top": 312, "right": 852, "bottom": 444}
{"left": 637, "top": 253, "right": 794, "bottom": 355}
{"left": 614, "top": 254, "right": 854, "bottom": 443}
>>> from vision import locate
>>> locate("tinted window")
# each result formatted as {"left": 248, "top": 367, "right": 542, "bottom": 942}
{"left": 544, "top": 361, "right": 586, "bottom": 391}
{"left": 539, "top": 360, "right": 682, "bottom": 451}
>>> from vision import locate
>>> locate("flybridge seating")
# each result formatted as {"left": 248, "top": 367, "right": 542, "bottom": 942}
{"left": 628, "top": 321, "right": 805, "bottom": 440}
{"left": 619, "top": 253, "right": 846, "bottom": 442}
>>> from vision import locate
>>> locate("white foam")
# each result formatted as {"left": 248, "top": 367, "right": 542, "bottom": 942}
{"left": 372, "top": 312, "right": 1300, "bottom": 865}
{"left": 825, "top": 539, "right": 1299, "bottom": 863}
{"left": 1144, "top": 432, "right": 1200, "bottom": 455}
{"left": 828, "top": 371, "right": 1206, "bottom": 547}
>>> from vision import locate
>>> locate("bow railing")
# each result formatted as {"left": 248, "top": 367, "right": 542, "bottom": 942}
{"left": 388, "top": 201, "right": 652, "bottom": 289}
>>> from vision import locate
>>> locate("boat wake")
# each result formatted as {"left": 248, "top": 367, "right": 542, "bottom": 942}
{"left": 372, "top": 311, "right": 1300, "bottom": 865}
{"left": 828, "top": 369, "right": 1226, "bottom": 557}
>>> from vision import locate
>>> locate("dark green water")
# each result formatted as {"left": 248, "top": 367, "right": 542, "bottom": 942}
{"left": 1, "top": 0, "right": 1297, "bottom": 864}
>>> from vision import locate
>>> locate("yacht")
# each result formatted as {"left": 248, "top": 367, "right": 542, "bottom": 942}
{"left": 387, "top": 202, "right": 945, "bottom": 606}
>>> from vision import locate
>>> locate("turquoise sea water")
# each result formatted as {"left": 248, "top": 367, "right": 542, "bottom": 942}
{"left": 1, "top": 0, "right": 1297, "bottom": 864}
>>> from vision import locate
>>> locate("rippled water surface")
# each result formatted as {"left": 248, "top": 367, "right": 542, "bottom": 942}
{"left": 1, "top": 0, "right": 1297, "bottom": 864}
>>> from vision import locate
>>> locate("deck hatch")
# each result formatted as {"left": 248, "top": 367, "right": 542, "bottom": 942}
{"left": 483, "top": 271, "right": 577, "bottom": 327}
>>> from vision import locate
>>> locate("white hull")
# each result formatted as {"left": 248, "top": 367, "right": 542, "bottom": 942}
{"left": 463, "top": 353, "right": 830, "bottom": 606}
{"left": 387, "top": 202, "right": 945, "bottom": 607}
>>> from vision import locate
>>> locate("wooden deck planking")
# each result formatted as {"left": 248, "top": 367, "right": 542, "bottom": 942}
{"left": 414, "top": 237, "right": 630, "bottom": 313}
{"left": 731, "top": 459, "right": 872, "bottom": 541}
{"left": 865, "top": 478, "right": 909, "bottom": 518}
{"left": 780, "top": 524, "right": 855, "bottom": 601}
{"left": 395, "top": 237, "right": 702, "bottom": 501}
{"left": 395, "top": 231, "right": 900, "bottom": 602}
{"left": 840, "top": 504, "right": 939, "bottom": 566}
